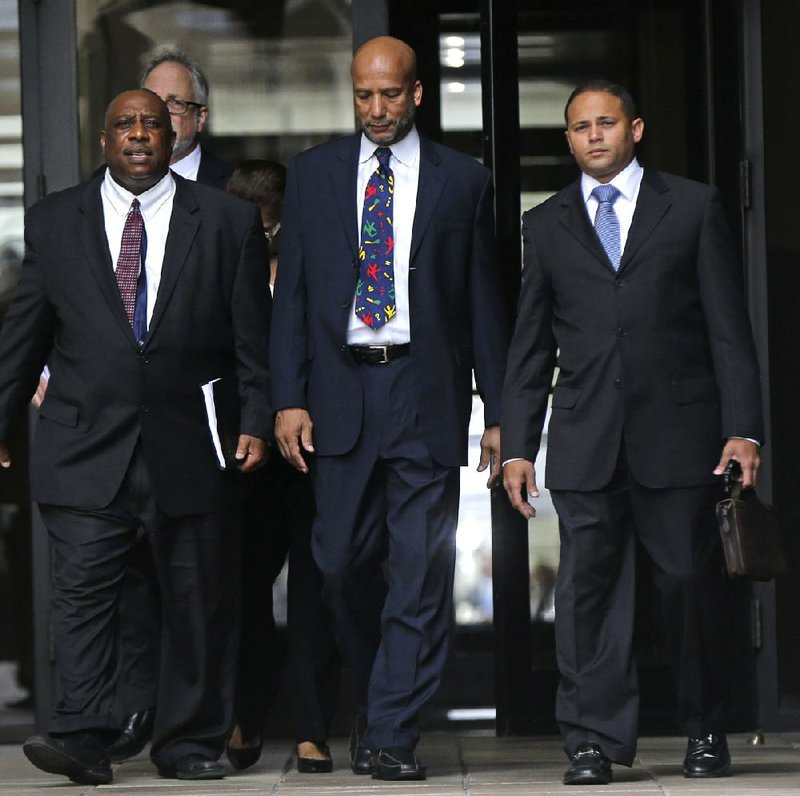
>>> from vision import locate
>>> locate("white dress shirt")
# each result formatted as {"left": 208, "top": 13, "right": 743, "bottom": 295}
{"left": 169, "top": 144, "right": 202, "bottom": 182}
{"left": 581, "top": 156, "right": 643, "bottom": 255}
{"left": 101, "top": 169, "right": 176, "bottom": 327}
{"left": 347, "top": 127, "right": 420, "bottom": 345}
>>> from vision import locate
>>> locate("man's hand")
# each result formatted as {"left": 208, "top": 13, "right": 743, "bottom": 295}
{"left": 235, "top": 435, "right": 268, "bottom": 473}
{"left": 274, "top": 408, "right": 314, "bottom": 474}
{"left": 714, "top": 438, "right": 760, "bottom": 489}
{"left": 503, "top": 459, "right": 539, "bottom": 519}
{"left": 0, "top": 441, "right": 10, "bottom": 469}
{"left": 477, "top": 425, "right": 502, "bottom": 488}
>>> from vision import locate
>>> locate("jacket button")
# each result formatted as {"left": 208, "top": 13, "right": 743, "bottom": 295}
{"left": 614, "top": 378, "right": 622, "bottom": 387}
{"left": 616, "top": 327, "right": 626, "bottom": 337}
{"left": 615, "top": 278, "right": 624, "bottom": 287}
{"left": 342, "top": 299, "right": 351, "bottom": 309}
{"left": 340, "top": 344, "right": 347, "bottom": 352}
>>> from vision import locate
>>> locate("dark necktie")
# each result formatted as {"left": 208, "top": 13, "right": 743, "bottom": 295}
{"left": 591, "top": 183, "right": 621, "bottom": 270}
{"left": 116, "top": 198, "right": 144, "bottom": 327}
{"left": 355, "top": 147, "right": 395, "bottom": 330}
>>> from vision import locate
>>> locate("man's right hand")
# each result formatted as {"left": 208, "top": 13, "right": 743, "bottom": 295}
{"left": 0, "top": 441, "right": 10, "bottom": 469}
{"left": 274, "top": 408, "right": 315, "bottom": 474}
{"left": 503, "top": 459, "right": 539, "bottom": 520}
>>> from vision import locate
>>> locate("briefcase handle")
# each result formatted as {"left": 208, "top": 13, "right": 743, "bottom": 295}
{"left": 723, "top": 460, "right": 744, "bottom": 498}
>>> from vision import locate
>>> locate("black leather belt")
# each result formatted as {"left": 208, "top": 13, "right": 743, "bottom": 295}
{"left": 348, "top": 343, "right": 410, "bottom": 364}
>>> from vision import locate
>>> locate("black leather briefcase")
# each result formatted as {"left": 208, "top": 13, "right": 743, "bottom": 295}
{"left": 716, "top": 465, "right": 787, "bottom": 581}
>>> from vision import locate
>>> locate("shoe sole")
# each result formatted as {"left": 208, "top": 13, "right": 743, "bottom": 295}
{"left": 683, "top": 766, "right": 731, "bottom": 778}
{"left": 372, "top": 768, "right": 427, "bottom": 781}
{"left": 298, "top": 758, "right": 333, "bottom": 773}
{"left": 563, "top": 771, "right": 613, "bottom": 785}
{"left": 158, "top": 768, "right": 225, "bottom": 780}
{"left": 23, "top": 739, "right": 112, "bottom": 785}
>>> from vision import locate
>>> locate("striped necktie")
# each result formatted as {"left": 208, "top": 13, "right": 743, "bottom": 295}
{"left": 591, "top": 184, "right": 621, "bottom": 270}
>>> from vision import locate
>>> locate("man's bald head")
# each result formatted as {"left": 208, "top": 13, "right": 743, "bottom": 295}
{"left": 351, "top": 36, "right": 421, "bottom": 146}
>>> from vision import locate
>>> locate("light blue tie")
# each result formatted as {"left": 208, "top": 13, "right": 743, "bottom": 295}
{"left": 591, "top": 184, "right": 621, "bottom": 270}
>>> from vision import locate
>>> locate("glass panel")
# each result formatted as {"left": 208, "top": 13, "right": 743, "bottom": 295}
{"left": 75, "top": 0, "right": 353, "bottom": 179}
{"left": 0, "top": 0, "right": 32, "bottom": 727}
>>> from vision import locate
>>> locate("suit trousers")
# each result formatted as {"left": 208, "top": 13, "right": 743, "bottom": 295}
{"left": 311, "top": 355, "right": 460, "bottom": 751}
{"left": 39, "top": 442, "right": 240, "bottom": 767}
{"left": 550, "top": 452, "right": 729, "bottom": 766}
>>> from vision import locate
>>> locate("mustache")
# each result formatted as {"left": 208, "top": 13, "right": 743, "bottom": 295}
{"left": 122, "top": 146, "right": 154, "bottom": 155}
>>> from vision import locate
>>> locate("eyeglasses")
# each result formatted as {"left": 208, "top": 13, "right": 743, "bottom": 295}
{"left": 264, "top": 222, "right": 281, "bottom": 243}
{"left": 165, "top": 97, "right": 205, "bottom": 116}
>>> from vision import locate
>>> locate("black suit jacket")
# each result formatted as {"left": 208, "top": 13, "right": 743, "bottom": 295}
{"left": 270, "top": 133, "right": 509, "bottom": 467}
{"left": 196, "top": 147, "right": 233, "bottom": 190}
{"left": 502, "top": 167, "right": 763, "bottom": 490}
{"left": 0, "top": 173, "right": 271, "bottom": 515}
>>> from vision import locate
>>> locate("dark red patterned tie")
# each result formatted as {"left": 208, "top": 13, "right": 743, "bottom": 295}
{"left": 115, "top": 198, "right": 143, "bottom": 325}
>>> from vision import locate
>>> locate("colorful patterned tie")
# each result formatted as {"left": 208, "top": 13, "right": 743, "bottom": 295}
{"left": 355, "top": 147, "right": 395, "bottom": 329}
{"left": 591, "top": 184, "right": 621, "bottom": 270}
{"left": 115, "top": 198, "right": 144, "bottom": 325}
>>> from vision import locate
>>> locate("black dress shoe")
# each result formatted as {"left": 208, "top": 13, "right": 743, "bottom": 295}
{"left": 683, "top": 733, "right": 730, "bottom": 777}
{"left": 226, "top": 724, "right": 262, "bottom": 771}
{"left": 563, "top": 742, "right": 613, "bottom": 785}
{"left": 371, "top": 746, "right": 426, "bottom": 781}
{"left": 297, "top": 741, "right": 333, "bottom": 773}
{"left": 23, "top": 732, "right": 112, "bottom": 785}
{"left": 107, "top": 707, "right": 155, "bottom": 762}
{"left": 349, "top": 714, "right": 373, "bottom": 775}
{"left": 158, "top": 754, "right": 225, "bottom": 780}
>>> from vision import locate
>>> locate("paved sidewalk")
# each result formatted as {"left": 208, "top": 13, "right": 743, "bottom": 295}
{"left": 1, "top": 731, "right": 799, "bottom": 795}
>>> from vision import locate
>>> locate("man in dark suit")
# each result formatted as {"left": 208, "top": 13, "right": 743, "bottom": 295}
{"left": 141, "top": 51, "right": 232, "bottom": 188}
{"left": 98, "top": 51, "right": 235, "bottom": 762}
{"left": 502, "top": 80, "right": 763, "bottom": 785}
{"left": 270, "top": 36, "right": 508, "bottom": 781}
{"left": 0, "top": 89, "right": 270, "bottom": 785}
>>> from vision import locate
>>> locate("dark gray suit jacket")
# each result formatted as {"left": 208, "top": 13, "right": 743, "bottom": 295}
{"left": 502, "top": 167, "right": 763, "bottom": 490}
{"left": 0, "top": 173, "right": 271, "bottom": 515}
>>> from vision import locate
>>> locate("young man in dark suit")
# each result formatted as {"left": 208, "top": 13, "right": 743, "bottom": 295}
{"left": 270, "top": 36, "right": 508, "bottom": 781}
{"left": 502, "top": 80, "right": 763, "bottom": 785}
{"left": 0, "top": 89, "right": 270, "bottom": 785}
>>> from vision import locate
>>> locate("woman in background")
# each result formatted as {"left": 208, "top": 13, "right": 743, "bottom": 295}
{"left": 226, "top": 161, "right": 341, "bottom": 774}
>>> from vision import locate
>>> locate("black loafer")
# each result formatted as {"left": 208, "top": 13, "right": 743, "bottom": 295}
{"left": 683, "top": 733, "right": 730, "bottom": 778}
{"left": 297, "top": 741, "right": 333, "bottom": 773}
{"left": 349, "top": 714, "right": 373, "bottom": 775}
{"left": 563, "top": 742, "right": 612, "bottom": 785}
{"left": 371, "top": 746, "right": 426, "bottom": 781}
{"left": 158, "top": 754, "right": 225, "bottom": 780}
{"left": 23, "top": 733, "right": 112, "bottom": 785}
{"left": 107, "top": 707, "right": 155, "bottom": 762}
{"left": 226, "top": 725, "right": 262, "bottom": 772}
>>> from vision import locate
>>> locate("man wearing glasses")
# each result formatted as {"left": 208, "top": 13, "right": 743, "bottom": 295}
{"left": 141, "top": 51, "right": 232, "bottom": 189}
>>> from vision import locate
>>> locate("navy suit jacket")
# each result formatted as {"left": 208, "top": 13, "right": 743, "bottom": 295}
{"left": 0, "top": 173, "right": 271, "bottom": 515}
{"left": 270, "top": 133, "right": 509, "bottom": 467}
{"left": 196, "top": 146, "right": 233, "bottom": 190}
{"left": 502, "top": 168, "right": 763, "bottom": 490}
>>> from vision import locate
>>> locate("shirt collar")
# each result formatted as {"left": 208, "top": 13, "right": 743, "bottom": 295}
{"left": 101, "top": 168, "right": 175, "bottom": 218}
{"left": 170, "top": 143, "right": 202, "bottom": 180}
{"left": 358, "top": 125, "right": 420, "bottom": 168}
{"left": 581, "top": 157, "right": 643, "bottom": 203}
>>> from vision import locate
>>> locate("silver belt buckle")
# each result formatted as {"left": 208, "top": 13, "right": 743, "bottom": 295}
{"left": 371, "top": 344, "right": 390, "bottom": 364}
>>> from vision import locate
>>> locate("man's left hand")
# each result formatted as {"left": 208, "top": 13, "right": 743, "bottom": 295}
{"left": 477, "top": 425, "right": 502, "bottom": 488}
{"left": 714, "top": 438, "right": 760, "bottom": 489}
{"left": 235, "top": 434, "right": 269, "bottom": 473}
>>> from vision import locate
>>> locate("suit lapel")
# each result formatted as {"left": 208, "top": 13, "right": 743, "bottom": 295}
{"left": 76, "top": 176, "right": 138, "bottom": 344}
{"left": 410, "top": 136, "right": 446, "bottom": 263}
{"left": 146, "top": 176, "right": 200, "bottom": 343}
{"left": 329, "top": 136, "right": 360, "bottom": 257}
{"left": 558, "top": 179, "right": 610, "bottom": 265}
{"left": 619, "top": 168, "right": 671, "bottom": 269}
